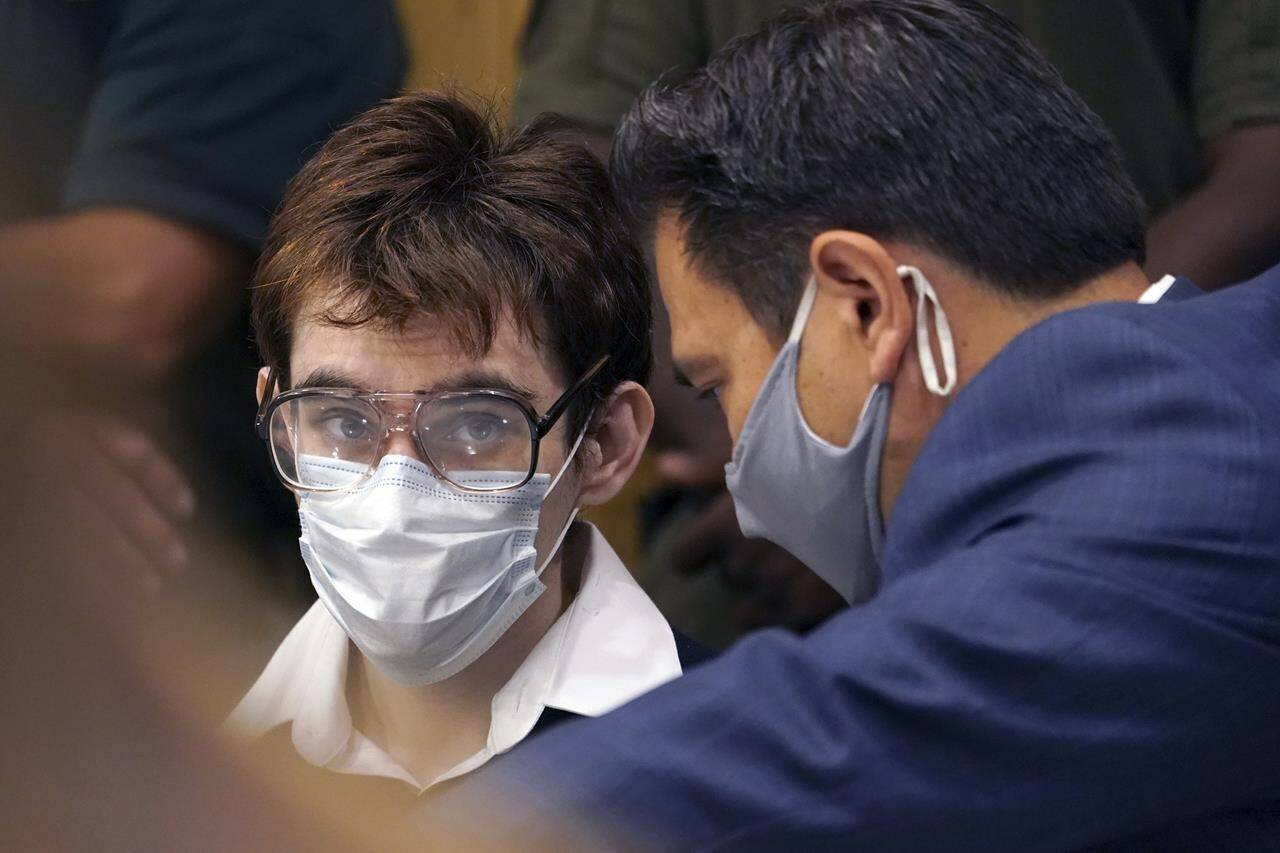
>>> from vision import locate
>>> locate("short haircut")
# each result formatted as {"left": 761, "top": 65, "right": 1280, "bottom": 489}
{"left": 252, "top": 91, "right": 651, "bottom": 438}
{"left": 611, "top": 0, "right": 1147, "bottom": 334}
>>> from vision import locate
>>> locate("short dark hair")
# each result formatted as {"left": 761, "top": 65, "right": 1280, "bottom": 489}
{"left": 611, "top": 0, "right": 1147, "bottom": 334}
{"left": 253, "top": 91, "right": 651, "bottom": 438}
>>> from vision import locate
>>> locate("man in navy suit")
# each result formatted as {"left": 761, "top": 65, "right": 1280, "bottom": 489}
{"left": 417, "top": 1, "right": 1280, "bottom": 848}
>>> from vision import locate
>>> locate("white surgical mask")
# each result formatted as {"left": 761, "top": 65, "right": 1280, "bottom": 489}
{"left": 724, "top": 265, "right": 954, "bottom": 604}
{"left": 296, "top": 429, "right": 585, "bottom": 685}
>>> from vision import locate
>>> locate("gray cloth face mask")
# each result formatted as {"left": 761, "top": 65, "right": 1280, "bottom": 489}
{"left": 723, "top": 266, "right": 954, "bottom": 604}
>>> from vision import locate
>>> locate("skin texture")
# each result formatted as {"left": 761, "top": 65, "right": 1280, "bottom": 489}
{"left": 257, "top": 310, "right": 654, "bottom": 786}
{"left": 3, "top": 208, "right": 247, "bottom": 586}
{"left": 39, "top": 411, "right": 197, "bottom": 590}
{"left": 655, "top": 214, "right": 1150, "bottom": 531}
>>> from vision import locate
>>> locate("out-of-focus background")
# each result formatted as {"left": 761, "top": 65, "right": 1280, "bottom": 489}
{"left": 3, "top": 1, "right": 1277, "bottom": 847}
{"left": 396, "top": 1, "right": 531, "bottom": 98}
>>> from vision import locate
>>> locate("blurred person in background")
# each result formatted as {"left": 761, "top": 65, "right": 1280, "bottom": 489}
{"left": 514, "top": 0, "right": 1280, "bottom": 643}
{"left": 228, "top": 92, "right": 710, "bottom": 798}
{"left": 0, "top": 0, "right": 403, "bottom": 607}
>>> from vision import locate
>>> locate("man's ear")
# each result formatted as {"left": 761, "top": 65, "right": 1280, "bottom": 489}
{"left": 576, "top": 381, "right": 655, "bottom": 507}
{"left": 809, "top": 231, "right": 913, "bottom": 383}
{"left": 256, "top": 366, "right": 271, "bottom": 404}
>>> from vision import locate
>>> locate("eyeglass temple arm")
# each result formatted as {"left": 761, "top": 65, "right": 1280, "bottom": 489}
{"left": 254, "top": 367, "right": 279, "bottom": 438}
{"left": 536, "top": 354, "right": 609, "bottom": 437}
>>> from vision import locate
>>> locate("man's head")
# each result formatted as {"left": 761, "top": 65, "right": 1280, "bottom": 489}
{"left": 252, "top": 92, "right": 654, "bottom": 567}
{"left": 611, "top": 0, "right": 1147, "bottom": 517}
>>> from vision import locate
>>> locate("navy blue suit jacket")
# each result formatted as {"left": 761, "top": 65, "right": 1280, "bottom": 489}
{"left": 420, "top": 271, "right": 1280, "bottom": 851}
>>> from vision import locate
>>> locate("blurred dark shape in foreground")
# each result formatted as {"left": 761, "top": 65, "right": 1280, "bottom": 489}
{"left": 0, "top": 360, "right": 398, "bottom": 848}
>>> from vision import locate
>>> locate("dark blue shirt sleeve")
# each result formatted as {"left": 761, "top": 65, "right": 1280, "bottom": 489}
{"left": 62, "top": 0, "right": 404, "bottom": 247}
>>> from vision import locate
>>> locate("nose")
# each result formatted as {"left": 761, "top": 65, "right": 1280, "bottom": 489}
{"left": 380, "top": 411, "right": 428, "bottom": 464}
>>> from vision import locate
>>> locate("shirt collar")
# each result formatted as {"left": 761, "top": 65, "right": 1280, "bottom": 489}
{"left": 487, "top": 523, "right": 684, "bottom": 752}
{"left": 226, "top": 523, "right": 680, "bottom": 790}
{"left": 1139, "top": 274, "right": 1178, "bottom": 304}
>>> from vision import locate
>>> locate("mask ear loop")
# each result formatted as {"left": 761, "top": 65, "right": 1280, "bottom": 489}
{"left": 898, "top": 265, "right": 956, "bottom": 396}
{"left": 535, "top": 411, "right": 595, "bottom": 577}
{"left": 546, "top": 413, "right": 592, "bottom": 493}
{"left": 788, "top": 277, "right": 820, "bottom": 345}
{"left": 535, "top": 506, "right": 582, "bottom": 577}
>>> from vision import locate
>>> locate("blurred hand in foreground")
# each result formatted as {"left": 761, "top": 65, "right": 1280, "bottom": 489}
{"left": 42, "top": 409, "right": 197, "bottom": 590}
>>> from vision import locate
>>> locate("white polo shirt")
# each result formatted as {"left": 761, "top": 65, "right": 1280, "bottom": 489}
{"left": 227, "top": 523, "right": 682, "bottom": 792}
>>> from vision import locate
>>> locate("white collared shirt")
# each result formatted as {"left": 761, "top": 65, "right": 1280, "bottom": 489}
{"left": 227, "top": 523, "right": 682, "bottom": 792}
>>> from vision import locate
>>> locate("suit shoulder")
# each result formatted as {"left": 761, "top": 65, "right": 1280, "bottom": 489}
{"left": 892, "top": 283, "right": 1280, "bottom": 577}
{"left": 980, "top": 277, "right": 1280, "bottom": 432}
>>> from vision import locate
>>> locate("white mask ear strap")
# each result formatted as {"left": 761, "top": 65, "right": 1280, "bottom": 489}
{"left": 546, "top": 412, "right": 593, "bottom": 494}
{"left": 536, "top": 507, "right": 581, "bottom": 577}
{"left": 788, "top": 278, "right": 820, "bottom": 345}
{"left": 898, "top": 265, "right": 956, "bottom": 396}
{"left": 537, "top": 416, "right": 592, "bottom": 577}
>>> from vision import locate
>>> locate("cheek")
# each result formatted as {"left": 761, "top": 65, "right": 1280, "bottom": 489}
{"left": 721, "top": 381, "right": 761, "bottom": 445}
{"left": 721, "top": 338, "right": 788, "bottom": 446}
{"left": 796, "top": 345, "right": 874, "bottom": 447}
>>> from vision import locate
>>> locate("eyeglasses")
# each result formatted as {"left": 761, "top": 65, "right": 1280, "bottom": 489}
{"left": 256, "top": 355, "right": 608, "bottom": 494}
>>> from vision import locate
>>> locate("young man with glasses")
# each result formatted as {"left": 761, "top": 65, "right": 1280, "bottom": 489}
{"left": 227, "top": 92, "right": 707, "bottom": 794}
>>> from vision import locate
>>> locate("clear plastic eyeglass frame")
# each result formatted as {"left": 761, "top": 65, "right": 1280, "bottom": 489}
{"left": 255, "top": 354, "right": 608, "bottom": 494}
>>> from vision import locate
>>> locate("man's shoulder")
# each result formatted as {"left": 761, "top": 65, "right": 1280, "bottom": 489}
{"left": 887, "top": 270, "right": 1280, "bottom": 581}
{"left": 937, "top": 268, "right": 1280, "bottom": 480}
{"left": 985, "top": 269, "right": 1280, "bottom": 426}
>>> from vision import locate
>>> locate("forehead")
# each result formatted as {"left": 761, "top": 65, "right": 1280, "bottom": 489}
{"left": 289, "top": 311, "right": 561, "bottom": 399}
{"left": 653, "top": 215, "right": 762, "bottom": 367}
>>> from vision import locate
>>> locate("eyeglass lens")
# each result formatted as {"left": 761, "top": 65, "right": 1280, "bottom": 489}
{"left": 268, "top": 394, "right": 536, "bottom": 492}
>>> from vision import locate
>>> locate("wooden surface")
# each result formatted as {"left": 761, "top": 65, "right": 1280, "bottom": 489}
{"left": 394, "top": 0, "right": 533, "bottom": 108}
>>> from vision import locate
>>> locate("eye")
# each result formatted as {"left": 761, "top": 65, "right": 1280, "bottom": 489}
{"left": 317, "top": 407, "right": 375, "bottom": 443}
{"left": 444, "top": 412, "right": 508, "bottom": 445}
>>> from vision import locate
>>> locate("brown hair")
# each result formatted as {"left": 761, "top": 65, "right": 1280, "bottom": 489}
{"left": 251, "top": 91, "right": 652, "bottom": 437}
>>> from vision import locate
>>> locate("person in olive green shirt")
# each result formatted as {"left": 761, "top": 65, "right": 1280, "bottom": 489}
{"left": 513, "top": 0, "right": 1280, "bottom": 645}
{"left": 517, "top": 0, "right": 1280, "bottom": 289}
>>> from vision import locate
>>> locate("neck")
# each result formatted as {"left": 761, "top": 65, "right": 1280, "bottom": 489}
{"left": 953, "top": 262, "right": 1151, "bottom": 388}
{"left": 879, "top": 262, "right": 1150, "bottom": 520}
{"left": 348, "top": 525, "right": 584, "bottom": 787}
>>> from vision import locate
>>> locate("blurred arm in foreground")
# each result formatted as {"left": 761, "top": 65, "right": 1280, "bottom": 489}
{"left": 0, "top": 0, "right": 403, "bottom": 584}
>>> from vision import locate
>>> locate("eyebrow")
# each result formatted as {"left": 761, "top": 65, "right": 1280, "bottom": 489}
{"left": 295, "top": 367, "right": 368, "bottom": 390}
{"left": 293, "top": 366, "right": 537, "bottom": 403}
{"left": 428, "top": 370, "right": 537, "bottom": 403}
{"left": 672, "top": 355, "right": 720, "bottom": 389}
